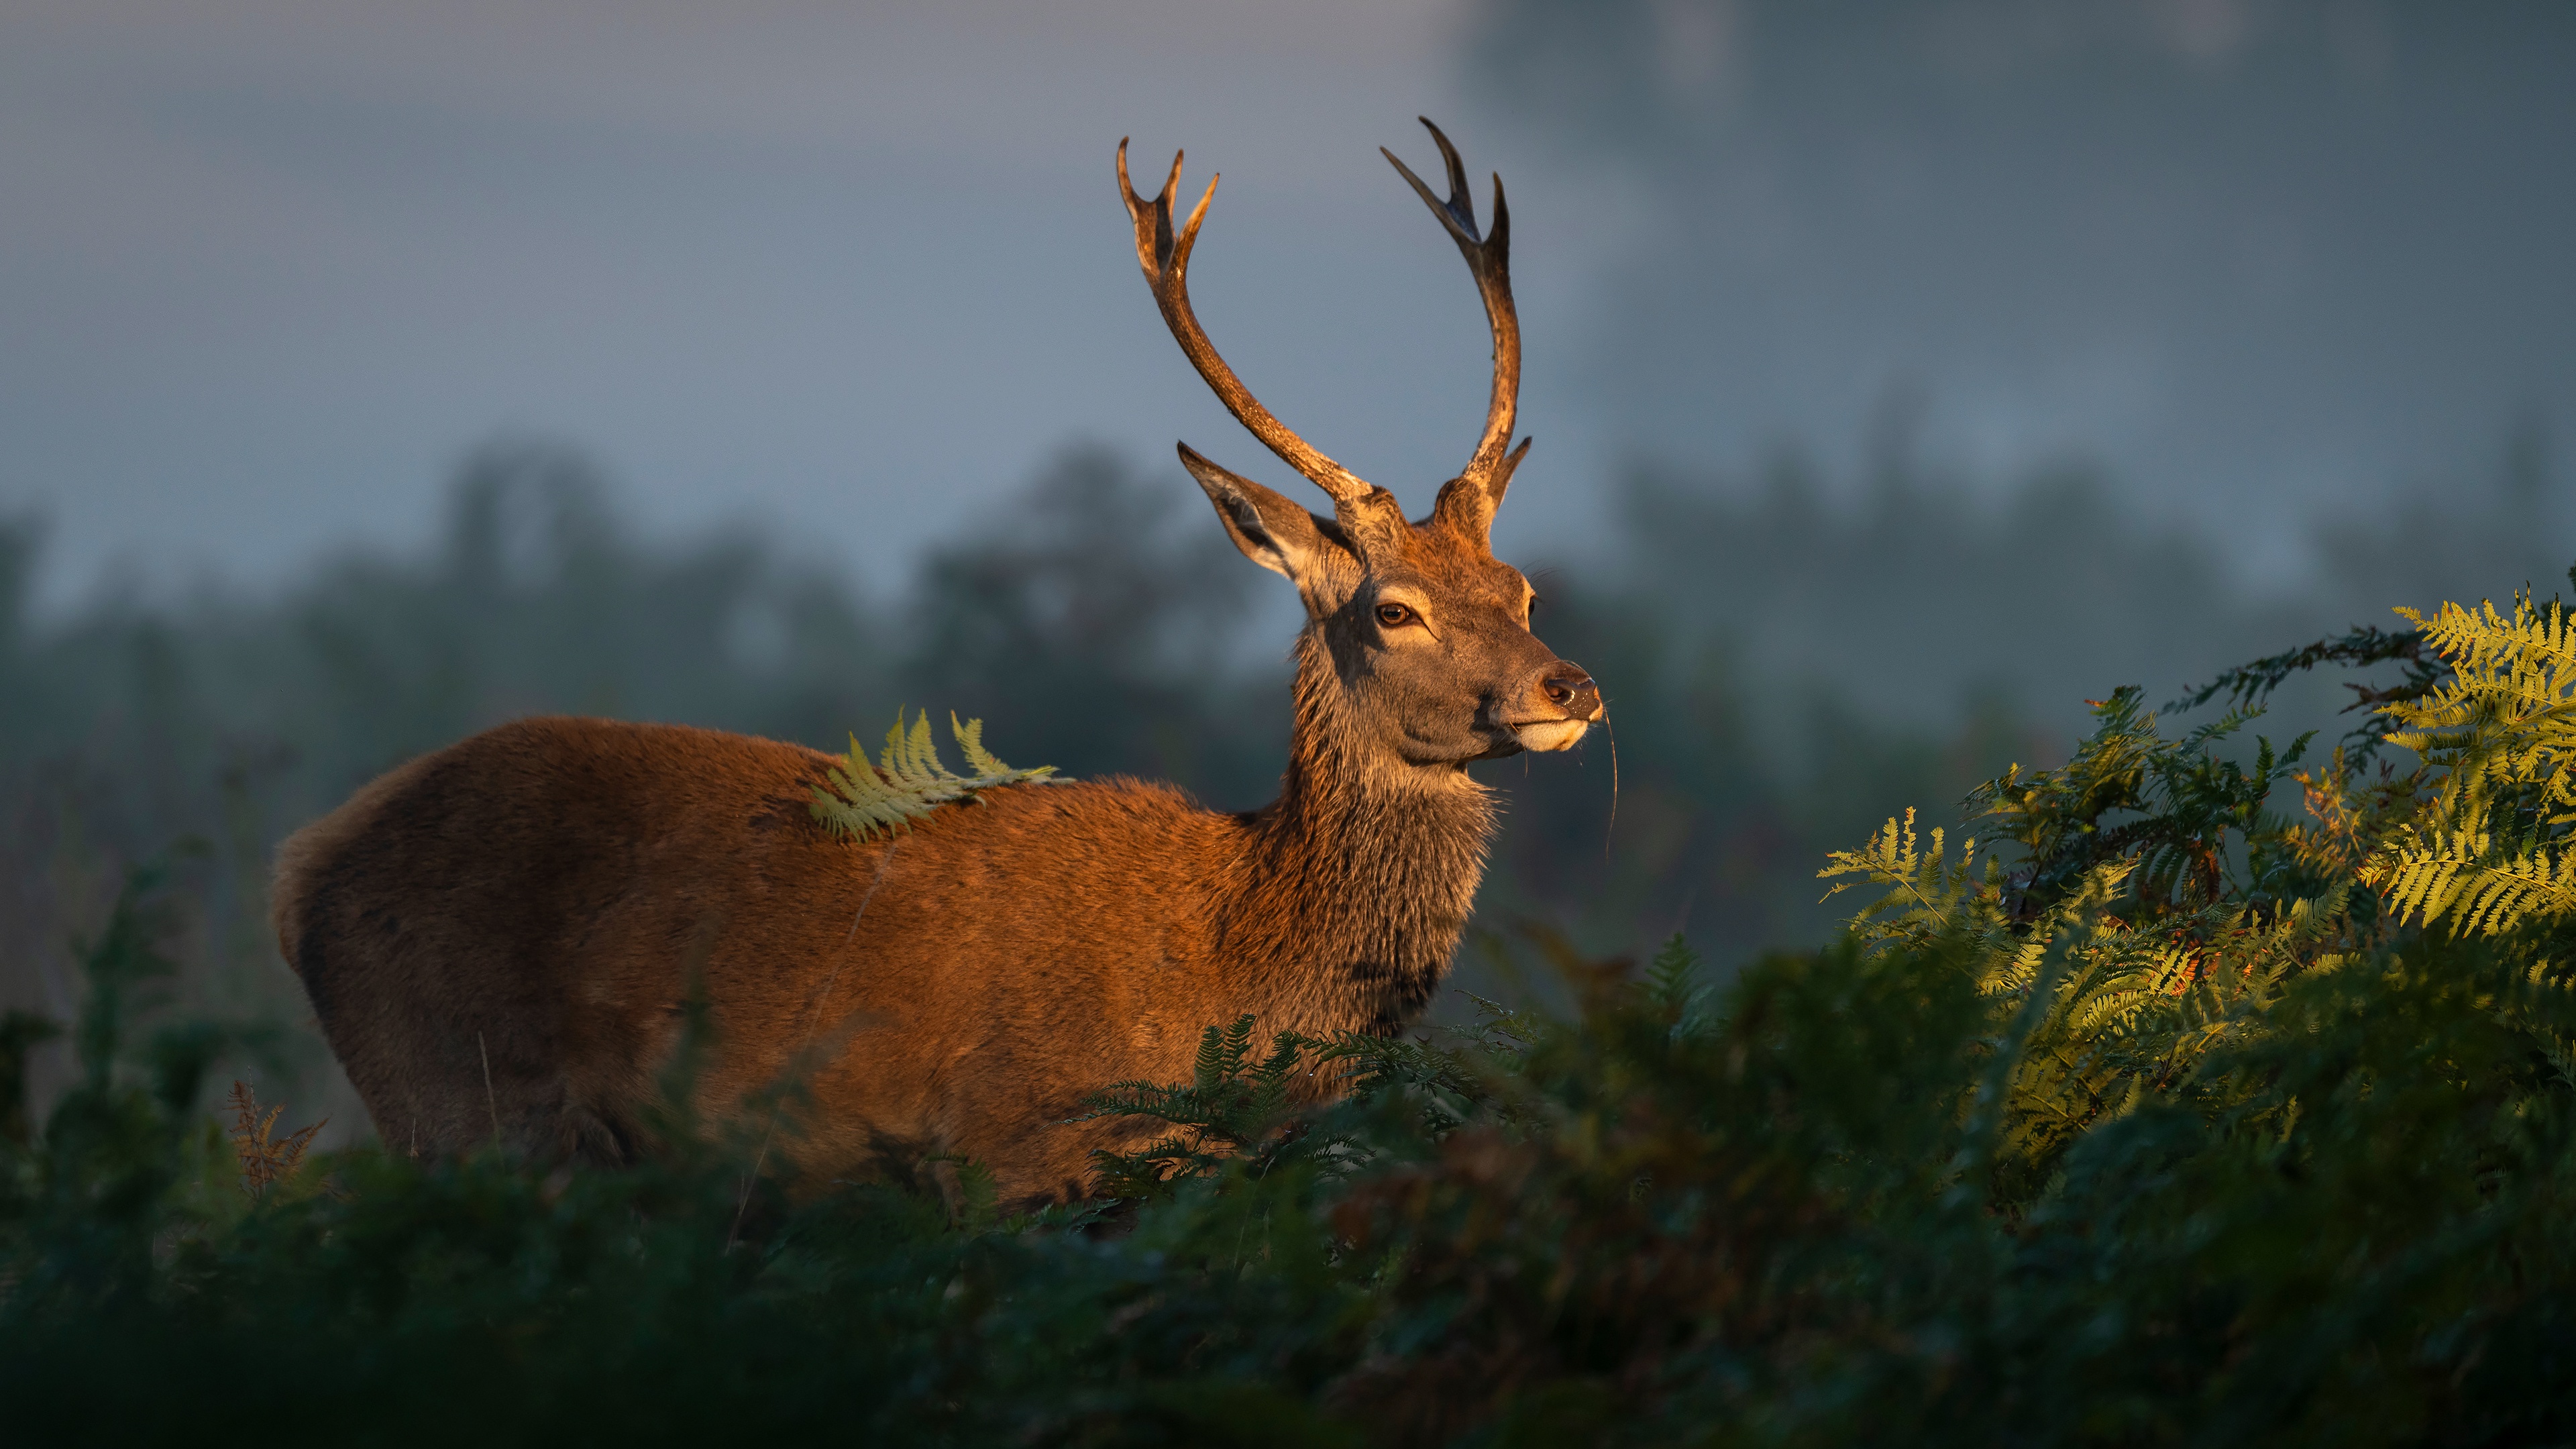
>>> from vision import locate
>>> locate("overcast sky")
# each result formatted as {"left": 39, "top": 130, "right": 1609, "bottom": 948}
{"left": 5, "top": 0, "right": 1619, "bottom": 609}
{"left": 1468, "top": 0, "right": 2576, "bottom": 562}
{"left": 6, "top": 1, "right": 2571, "bottom": 614}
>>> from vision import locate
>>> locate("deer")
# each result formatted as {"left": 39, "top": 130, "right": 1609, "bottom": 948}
{"left": 269, "top": 120, "right": 1601, "bottom": 1209}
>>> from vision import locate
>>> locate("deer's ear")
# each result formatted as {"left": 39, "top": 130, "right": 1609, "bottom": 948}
{"left": 1179, "top": 445, "right": 1354, "bottom": 605}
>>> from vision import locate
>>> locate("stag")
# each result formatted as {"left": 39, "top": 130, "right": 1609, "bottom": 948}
{"left": 271, "top": 121, "right": 1601, "bottom": 1206}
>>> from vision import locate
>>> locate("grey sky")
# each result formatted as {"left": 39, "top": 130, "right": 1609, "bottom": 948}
{"left": 6, "top": 1, "right": 2571, "bottom": 614}
{"left": 1465, "top": 0, "right": 2576, "bottom": 561}
{"left": 4, "top": 0, "right": 1611, "bottom": 610}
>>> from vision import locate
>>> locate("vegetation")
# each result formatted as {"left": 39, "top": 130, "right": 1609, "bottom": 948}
{"left": 809, "top": 708, "right": 1060, "bottom": 843}
{"left": 7, "top": 547, "right": 2576, "bottom": 1442}
{"left": 4, "top": 431, "right": 2551, "bottom": 1069}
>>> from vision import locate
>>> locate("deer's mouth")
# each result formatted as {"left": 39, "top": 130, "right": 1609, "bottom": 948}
{"left": 1507, "top": 718, "right": 1591, "bottom": 753}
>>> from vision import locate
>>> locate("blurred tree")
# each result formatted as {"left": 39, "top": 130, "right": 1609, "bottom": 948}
{"left": 900, "top": 445, "right": 1283, "bottom": 810}
{"left": 3, "top": 421, "right": 2563, "bottom": 1126}
{"left": 1463, "top": 0, "right": 2576, "bottom": 559}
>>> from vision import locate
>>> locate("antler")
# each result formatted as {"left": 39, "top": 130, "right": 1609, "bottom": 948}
{"left": 1118, "top": 140, "right": 1401, "bottom": 537}
{"left": 1383, "top": 118, "right": 1528, "bottom": 541}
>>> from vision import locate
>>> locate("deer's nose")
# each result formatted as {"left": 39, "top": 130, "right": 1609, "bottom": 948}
{"left": 1540, "top": 666, "right": 1601, "bottom": 720}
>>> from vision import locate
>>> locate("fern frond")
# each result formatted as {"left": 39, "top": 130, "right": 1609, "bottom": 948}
{"left": 1071, "top": 1015, "right": 1328, "bottom": 1198}
{"left": 1819, "top": 808, "right": 2004, "bottom": 948}
{"left": 2365, "top": 594, "right": 2576, "bottom": 936}
{"left": 808, "top": 706, "right": 1060, "bottom": 843}
{"left": 2065, "top": 983, "right": 2159, "bottom": 1037}
{"left": 2374, "top": 826, "right": 2576, "bottom": 935}
{"left": 1643, "top": 934, "right": 1706, "bottom": 1031}
{"left": 1198, "top": 1016, "right": 1256, "bottom": 1094}
{"left": 227, "top": 1079, "right": 325, "bottom": 1201}
{"left": 951, "top": 712, "right": 1011, "bottom": 778}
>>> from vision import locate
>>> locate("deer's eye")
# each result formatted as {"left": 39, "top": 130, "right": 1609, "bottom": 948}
{"left": 1375, "top": 601, "right": 1416, "bottom": 629}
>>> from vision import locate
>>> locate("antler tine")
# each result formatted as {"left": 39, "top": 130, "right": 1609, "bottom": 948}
{"left": 1116, "top": 139, "right": 1388, "bottom": 525}
{"left": 1384, "top": 119, "right": 1523, "bottom": 535}
{"left": 1383, "top": 116, "right": 1480, "bottom": 248}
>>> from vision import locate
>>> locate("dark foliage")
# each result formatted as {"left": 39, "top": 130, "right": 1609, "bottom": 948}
{"left": 7, "top": 421, "right": 2573, "bottom": 1441}
{"left": 2169, "top": 623, "right": 2447, "bottom": 761}
{"left": 12, "top": 594, "right": 2576, "bottom": 1446}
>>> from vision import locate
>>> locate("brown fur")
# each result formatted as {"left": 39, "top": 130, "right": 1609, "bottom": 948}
{"left": 274, "top": 614, "right": 1563, "bottom": 1205}
{"left": 274, "top": 125, "right": 1599, "bottom": 1207}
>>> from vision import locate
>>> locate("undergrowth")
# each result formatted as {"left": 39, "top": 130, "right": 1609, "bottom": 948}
{"left": 10, "top": 582, "right": 2576, "bottom": 1445}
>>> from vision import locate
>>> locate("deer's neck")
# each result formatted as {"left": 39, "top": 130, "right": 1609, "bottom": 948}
{"left": 1224, "top": 631, "right": 1495, "bottom": 1036}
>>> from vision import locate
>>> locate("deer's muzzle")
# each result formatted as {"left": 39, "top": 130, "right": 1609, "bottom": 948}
{"left": 1507, "top": 663, "right": 1601, "bottom": 753}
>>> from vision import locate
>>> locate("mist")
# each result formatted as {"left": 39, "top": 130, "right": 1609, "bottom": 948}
{"left": 1469, "top": 0, "right": 2576, "bottom": 569}
{"left": 5, "top": 0, "right": 2572, "bottom": 1124}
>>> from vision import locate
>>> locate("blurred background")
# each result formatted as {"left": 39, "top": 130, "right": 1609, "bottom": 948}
{"left": 6, "top": 0, "right": 2573, "bottom": 1133}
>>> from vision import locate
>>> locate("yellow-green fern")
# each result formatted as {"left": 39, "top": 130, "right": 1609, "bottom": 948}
{"left": 809, "top": 708, "right": 1060, "bottom": 843}
{"left": 2367, "top": 594, "right": 2576, "bottom": 934}
{"left": 1824, "top": 804, "right": 2334, "bottom": 1170}
{"left": 1818, "top": 808, "right": 2001, "bottom": 947}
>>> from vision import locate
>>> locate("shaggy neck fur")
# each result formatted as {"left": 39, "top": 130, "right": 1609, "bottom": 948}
{"left": 1222, "top": 630, "right": 1497, "bottom": 1037}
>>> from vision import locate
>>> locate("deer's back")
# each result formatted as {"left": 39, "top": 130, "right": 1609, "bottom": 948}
{"left": 274, "top": 715, "right": 1241, "bottom": 1194}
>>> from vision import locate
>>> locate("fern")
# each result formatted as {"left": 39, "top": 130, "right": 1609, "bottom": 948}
{"left": 808, "top": 708, "right": 1059, "bottom": 843}
{"left": 1072, "top": 1002, "right": 1549, "bottom": 1196}
{"left": 1822, "top": 674, "right": 2369, "bottom": 1192}
{"left": 2169, "top": 621, "right": 2447, "bottom": 761}
{"left": 1316, "top": 994, "right": 1543, "bottom": 1142}
{"left": 1642, "top": 932, "right": 1708, "bottom": 1032}
{"left": 1819, "top": 806, "right": 2004, "bottom": 949}
{"left": 1968, "top": 688, "right": 2315, "bottom": 918}
{"left": 1071, "top": 1016, "right": 1324, "bottom": 1199}
{"left": 225, "top": 1079, "right": 324, "bottom": 1202}
{"left": 2367, "top": 594, "right": 2576, "bottom": 935}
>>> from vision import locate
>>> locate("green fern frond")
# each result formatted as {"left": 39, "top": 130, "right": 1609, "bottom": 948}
{"left": 1819, "top": 808, "right": 2006, "bottom": 948}
{"left": 2375, "top": 826, "right": 2576, "bottom": 934}
{"left": 1644, "top": 934, "right": 1705, "bottom": 1029}
{"left": 2065, "top": 984, "right": 2158, "bottom": 1038}
{"left": 2365, "top": 594, "right": 2576, "bottom": 936}
{"left": 1071, "top": 1014, "right": 1327, "bottom": 1199}
{"left": 808, "top": 706, "right": 1060, "bottom": 843}
{"left": 950, "top": 712, "right": 1014, "bottom": 779}
{"left": 1197, "top": 1016, "right": 1256, "bottom": 1094}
